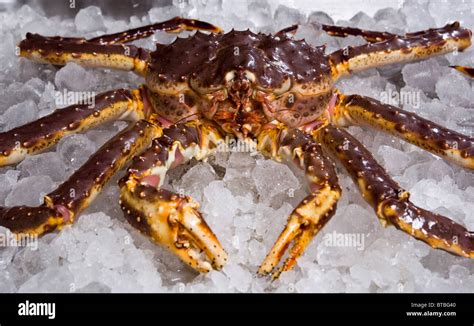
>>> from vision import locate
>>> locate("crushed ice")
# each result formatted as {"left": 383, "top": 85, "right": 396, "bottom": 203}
{"left": 0, "top": 0, "right": 473, "bottom": 293}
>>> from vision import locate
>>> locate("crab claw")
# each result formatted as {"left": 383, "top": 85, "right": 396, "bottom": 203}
{"left": 258, "top": 213, "right": 316, "bottom": 279}
{"left": 120, "top": 182, "right": 228, "bottom": 272}
{"left": 258, "top": 186, "right": 339, "bottom": 279}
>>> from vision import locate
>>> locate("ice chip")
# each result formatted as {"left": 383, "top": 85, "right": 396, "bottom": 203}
{"left": 55, "top": 63, "right": 99, "bottom": 92}
{"left": 5, "top": 175, "right": 54, "bottom": 206}
{"left": 0, "top": 100, "right": 38, "bottom": 131}
{"left": 251, "top": 159, "right": 300, "bottom": 204}
{"left": 75, "top": 6, "right": 106, "bottom": 33}
{"left": 57, "top": 134, "right": 97, "bottom": 170}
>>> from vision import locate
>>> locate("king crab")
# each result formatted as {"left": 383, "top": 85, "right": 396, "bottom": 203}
{"left": 0, "top": 16, "right": 473, "bottom": 278}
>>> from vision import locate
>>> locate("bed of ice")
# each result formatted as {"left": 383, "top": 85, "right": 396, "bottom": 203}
{"left": 0, "top": 0, "right": 473, "bottom": 293}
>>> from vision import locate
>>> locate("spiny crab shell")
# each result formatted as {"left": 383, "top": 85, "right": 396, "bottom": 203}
{"left": 145, "top": 30, "right": 335, "bottom": 133}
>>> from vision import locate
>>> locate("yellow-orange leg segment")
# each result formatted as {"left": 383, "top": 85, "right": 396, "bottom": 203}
{"left": 332, "top": 94, "right": 474, "bottom": 169}
{"left": 257, "top": 125, "right": 341, "bottom": 278}
{"left": 0, "top": 119, "right": 161, "bottom": 236}
{"left": 318, "top": 125, "right": 474, "bottom": 258}
{"left": 119, "top": 120, "right": 228, "bottom": 272}
{"left": 329, "top": 22, "right": 472, "bottom": 79}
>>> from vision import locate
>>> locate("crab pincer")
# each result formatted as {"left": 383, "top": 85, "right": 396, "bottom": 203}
{"left": 120, "top": 181, "right": 227, "bottom": 272}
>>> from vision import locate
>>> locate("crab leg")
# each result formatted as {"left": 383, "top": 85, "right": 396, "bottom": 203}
{"left": 256, "top": 125, "right": 341, "bottom": 278}
{"left": 19, "top": 34, "right": 150, "bottom": 75}
{"left": 119, "top": 120, "right": 228, "bottom": 272}
{"left": 332, "top": 94, "right": 474, "bottom": 169}
{"left": 88, "top": 16, "right": 222, "bottom": 45}
{"left": 0, "top": 119, "right": 160, "bottom": 235}
{"left": 450, "top": 65, "right": 474, "bottom": 78}
{"left": 0, "top": 88, "right": 149, "bottom": 167}
{"left": 329, "top": 22, "right": 472, "bottom": 79}
{"left": 318, "top": 125, "right": 474, "bottom": 258}
{"left": 278, "top": 23, "right": 398, "bottom": 42}
{"left": 320, "top": 24, "right": 398, "bottom": 42}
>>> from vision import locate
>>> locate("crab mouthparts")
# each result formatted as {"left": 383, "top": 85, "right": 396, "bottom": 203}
{"left": 221, "top": 119, "right": 260, "bottom": 139}
{"left": 226, "top": 69, "right": 254, "bottom": 103}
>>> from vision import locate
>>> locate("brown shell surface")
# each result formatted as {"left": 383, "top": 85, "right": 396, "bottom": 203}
{"left": 147, "top": 30, "right": 331, "bottom": 89}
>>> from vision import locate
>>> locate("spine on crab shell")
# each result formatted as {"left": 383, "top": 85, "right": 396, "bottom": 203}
{"left": 18, "top": 33, "right": 150, "bottom": 75}
{"left": 0, "top": 88, "right": 149, "bottom": 167}
{"left": 332, "top": 94, "right": 474, "bottom": 169}
{"left": 329, "top": 22, "right": 472, "bottom": 79}
{"left": 0, "top": 120, "right": 161, "bottom": 235}
{"left": 118, "top": 120, "right": 229, "bottom": 273}
{"left": 319, "top": 125, "right": 474, "bottom": 259}
{"left": 256, "top": 125, "right": 341, "bottom": 278}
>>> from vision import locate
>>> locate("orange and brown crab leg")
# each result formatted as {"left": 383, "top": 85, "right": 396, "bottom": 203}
{"left": 319, "top": 24, "right": 398, "bottom": 42}
{"left": 0, "top": 119, "right": 160, "bottom": 236}
{"left": 88, "top": 16, "right": 222, "bottom": 45}
{"left": 119, "top": 120, "right": 228, "bottom": 272}
{"left": 18, "top": 33, "right": 150, "bottom": 76}
{"left": 278, "top": 23, "right": 398, "bottom": 42}
{"left": 450, "top": 65, "right": 474, "bottom": 78}
{"left": 329, "top": 22, "right": 472, "bottom": 79}
{"left": 332, "top": 93, "right": 474, "bottom": 169}
{"left": 256, "top": 124, "right": 341, "bottom": 278}
{"left": 318, "top": 125, "right": 474, "bottom": 258}
{"left": 0, "top": 88, "right": 149, "bottom": 167}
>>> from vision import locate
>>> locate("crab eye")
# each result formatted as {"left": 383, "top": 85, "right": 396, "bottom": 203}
{"left": 258, "top": 77, "right": 292, "bottom": 96}
{"left": 190, "top": 77, "right": 224, "bottom": 94}
{"left": 274, "top": 78, "right": 292, "bottom": 95}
